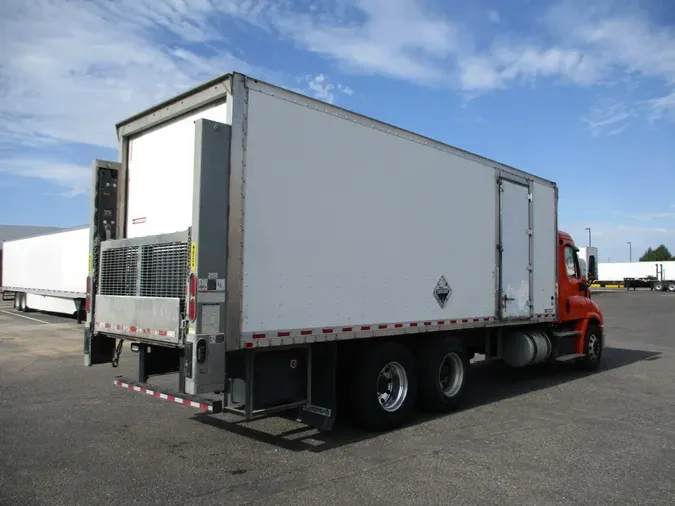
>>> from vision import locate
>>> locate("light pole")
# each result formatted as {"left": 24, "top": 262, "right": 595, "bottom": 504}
{"left": 627, "top": 241, "right": 632, "bottom": 262}
{"left": 585, "top": 227, "right": 591, "bottom": 247}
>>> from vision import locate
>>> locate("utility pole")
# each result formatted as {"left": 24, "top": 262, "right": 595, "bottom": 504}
{"left": 585, "top": 227, "right": 591, "bottom": 247}
{"left": 627, "top": 241, "right": 632, "bottom": 262}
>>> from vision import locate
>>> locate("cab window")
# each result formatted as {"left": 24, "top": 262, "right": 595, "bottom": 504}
{"left": 564, "top": 246, "right": 579, "bottom": 278}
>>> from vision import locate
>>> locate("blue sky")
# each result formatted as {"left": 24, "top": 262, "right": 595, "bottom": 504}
{"left": 1, "top": 0, "right": 674, "bottom": 263}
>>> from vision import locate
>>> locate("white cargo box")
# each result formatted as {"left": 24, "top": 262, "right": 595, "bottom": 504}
{"left": 109, "top": 73, "right": 558, "bottom": 349}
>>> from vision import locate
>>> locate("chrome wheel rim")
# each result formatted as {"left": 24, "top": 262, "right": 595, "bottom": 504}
{"left": 587, "top": 334, "right": 601, "bottom": 362}
{"left": 439, "top": 352, "right": 464, "bottom": 397}
{"left": 377, "top": 361, "right": 408, "bottom": 412}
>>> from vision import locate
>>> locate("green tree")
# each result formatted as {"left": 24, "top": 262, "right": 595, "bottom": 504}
{"left": 639, "top": 245, "right": 674, "bottom": 261}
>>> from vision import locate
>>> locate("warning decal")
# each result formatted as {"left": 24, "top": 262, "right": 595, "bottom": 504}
{"left": 190, "top": 242, "right": 197, "bottom": 271}
{"left": 433, "top": 275, "right": 452, "bottom": 309}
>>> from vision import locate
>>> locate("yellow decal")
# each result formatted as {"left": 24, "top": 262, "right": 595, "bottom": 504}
{"left": 88, "top": 253, "right": 92, "bottom": 274}
{"left": 190, "top": 242, "right": 197, "bottom": 271}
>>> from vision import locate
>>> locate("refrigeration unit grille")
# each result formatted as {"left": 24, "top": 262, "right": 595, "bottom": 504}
{"left": 99, "top": 246, "right": 139, "bottom": 297}
{"left": 140, "top": 242, "right": 189, "bottom": 301}
{"left": 98, "top": 241, "right": 189, "bottom": 308}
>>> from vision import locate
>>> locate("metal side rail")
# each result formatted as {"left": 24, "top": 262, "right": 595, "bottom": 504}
{"left": 113, "top": 376, "right": 223, "bottom": 413}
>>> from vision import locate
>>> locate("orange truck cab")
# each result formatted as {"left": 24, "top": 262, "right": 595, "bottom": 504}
{"left": 557, "top": 231, "right": 604, "bottom": 367}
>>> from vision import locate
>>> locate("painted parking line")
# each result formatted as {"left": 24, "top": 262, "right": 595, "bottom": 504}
{"left": 0, "top": 310, "right": 52, "bottom": 325}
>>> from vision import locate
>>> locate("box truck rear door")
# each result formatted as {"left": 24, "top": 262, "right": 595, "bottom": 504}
{"left": 125, "top": 102, "right": 229, "bottom": 239}
{"left": 500, "top": 179, "right": 531, "bottom": 319}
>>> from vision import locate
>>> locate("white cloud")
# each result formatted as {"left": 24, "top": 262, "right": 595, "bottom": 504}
{"left": 0, "top": 0, "right": 265, "bottom": 151}
{"left": 488, "top": 10, "right": 500, "bottom": 23}
{"left": 581, "top": 100, "right": 634, "bottom": 136}
{"left": 302, "top": 73, "right": 353, "bottom": 103}
{"left": 645, "top": 91, "right": 675, "bottom": 123}
{"left": 0, "top": 158, "right": 90, "bottom": 197}
{"left": 2, "top": 0, "right": 674, "bottom": 197}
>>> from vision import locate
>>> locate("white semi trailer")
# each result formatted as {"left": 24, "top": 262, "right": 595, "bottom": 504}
{"left": 2, "top": 226, "right": 89, "bottom": 320}
{"left": 83, "top": 73, "right": 604, "bottom": 432}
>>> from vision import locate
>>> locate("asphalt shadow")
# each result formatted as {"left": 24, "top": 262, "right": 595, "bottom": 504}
{"left": 192, "top": 345, "right": 660, "bottom": 453}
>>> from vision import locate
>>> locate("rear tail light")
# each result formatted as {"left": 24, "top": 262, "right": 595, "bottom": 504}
{"left": 189, "top": 298, "right": 196, "bottom": 321}
{"left": 189, "top": 273, "right": 197, "bottom": 297}
{"left": 85, "top": 276, "right": 91, "bottom": 312}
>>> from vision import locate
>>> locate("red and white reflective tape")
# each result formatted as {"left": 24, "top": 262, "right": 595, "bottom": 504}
{"left": 240, "top": 313, "right": 559, "bottom": 348}
{"left": 242, "top": 316, "right": 496, "bottom": 348}
{"left": 113, "top": 379, "right": 214, "bottom": 412}
{"left": 95, "top": 321, "right": 176, "bottom": 339}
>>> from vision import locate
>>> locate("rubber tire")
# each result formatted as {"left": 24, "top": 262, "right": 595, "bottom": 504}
{"left": 348, "top": 341, "right": 418, "bottom": 432}
{"left": 18, "top": 293, "right": 26, "bottom": 312}
{"left": 416, "top": 337, "right": 470, "bottom": 413}
{"left": 13, "top": 293, "right": 20, "bottom": 310}
{"left": 576, "top": 323, "right": 603, "bottom": 372}
{"left": 654, "top": 281, "right": 664, "bottom": 291}
{"left": 667, "top": 282, "right": 675, "bottom": 292}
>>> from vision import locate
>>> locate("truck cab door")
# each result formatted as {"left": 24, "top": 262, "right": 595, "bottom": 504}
{"left": 559, "top": 244, "right": 590, "bottom": 319}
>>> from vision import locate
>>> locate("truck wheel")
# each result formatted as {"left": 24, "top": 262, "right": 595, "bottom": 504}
{"left": 576, "top": 324, "right": 602, "bottom": 372}
{"left": 416, "top": 337, "right": 469, "bottom": 413}
{"left": 667, "top": 282, "right": 675, "bottom": 292}
{"left": 654, "top": 281, "right": 664, "bottom": 291}
{"left": 17, "top": 293, "right": 26, "bottom": 312}
{"left": 348, "top": 342, "right": 418, "bottom": 431}
{"left": 13, "top": 293, "right": 20, "bottom": 310}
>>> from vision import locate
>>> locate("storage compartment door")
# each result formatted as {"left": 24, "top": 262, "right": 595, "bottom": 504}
{"left": 500, "top": 180, "right": 531, "bottom": 319}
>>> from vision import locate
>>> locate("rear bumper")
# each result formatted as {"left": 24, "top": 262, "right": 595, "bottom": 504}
{"left": 113, "top": 376, "right": 222, "bottom": 413}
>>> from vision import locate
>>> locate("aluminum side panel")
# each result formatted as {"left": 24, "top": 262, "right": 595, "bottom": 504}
{"left": 125, "top": 102, "right": 228, "bottom": 238}
{"left": 1, "top": 227, "right": 89, "bottom": 294}
{"left": 94, "top": 295, "right": 181, "bottom": 344}
{"left": 531, "top": 181, "right": 557, "bottom": 317}
{"left": 500, "top": 181, "right": 531, "bottom": 319}
{"left": 240, "top": 88, "right": 497, "bottom": 333}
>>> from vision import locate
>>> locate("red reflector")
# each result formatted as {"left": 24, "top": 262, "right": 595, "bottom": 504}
{"left": 394, "top": 323, "right": 403, "bottom": 328}
{"left": 378, "top": 324, "right": 387, "bottom": 329}
{"left": 424, "top": 321, "right": 432, "bottom": 326}
{"left": 253, "top": 333, "right": 265, "bottom": 339}
{"left": 322, "top": 328, "right": 333, "bottom": 334}
{"left": 342, "top": 327, "right": 353, "bottom": 332}
{"left": 188, "top": 298, "right": 196, "bottom": 321}
{"left": 361, "top": 325, "right": 371, "bottom": 331}
{"left": 278, "top": 331, "right": 290, "bottom": 337}
{"left": 301, "top": 330, "right": 312, "bottom": 335}
{"left": 85, "top": 296, "right": 91, "bottom": 312}
{"left": 410, "top": 322, "right": 418, "bottom": 327}
{"left": 189, "top": 274, "right": 197, "bottom": 297}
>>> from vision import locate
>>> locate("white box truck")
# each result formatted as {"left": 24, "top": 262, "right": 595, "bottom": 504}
{"left": 2, "top": 226, "right": 89, "bottom": 320}
{"left": 83, "top": 73, "right": 605, "bottom": 431}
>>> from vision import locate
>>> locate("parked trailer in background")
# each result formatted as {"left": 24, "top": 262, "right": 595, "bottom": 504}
{"left": 2, "top": 226, "right": 89, "bottom": 320}
{"left": 84, "top": 72, "right": 604, "bottom": 432}
{"left": 595, "top": 261, "right": 675, "bottom": 291}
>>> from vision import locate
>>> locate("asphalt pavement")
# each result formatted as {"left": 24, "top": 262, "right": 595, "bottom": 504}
{"left": 1, "top": 292, "right": 674, "bottom": 505}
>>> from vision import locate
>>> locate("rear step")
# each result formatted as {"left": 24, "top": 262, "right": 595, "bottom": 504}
{"left": 556, "top": 353, "right": 585, "bottom": 362}
{"left": 552, "top": 330, "right": 581, "bottom": 339}
{"left": 113, "top": 376, "right": 223, "bottom": 413}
